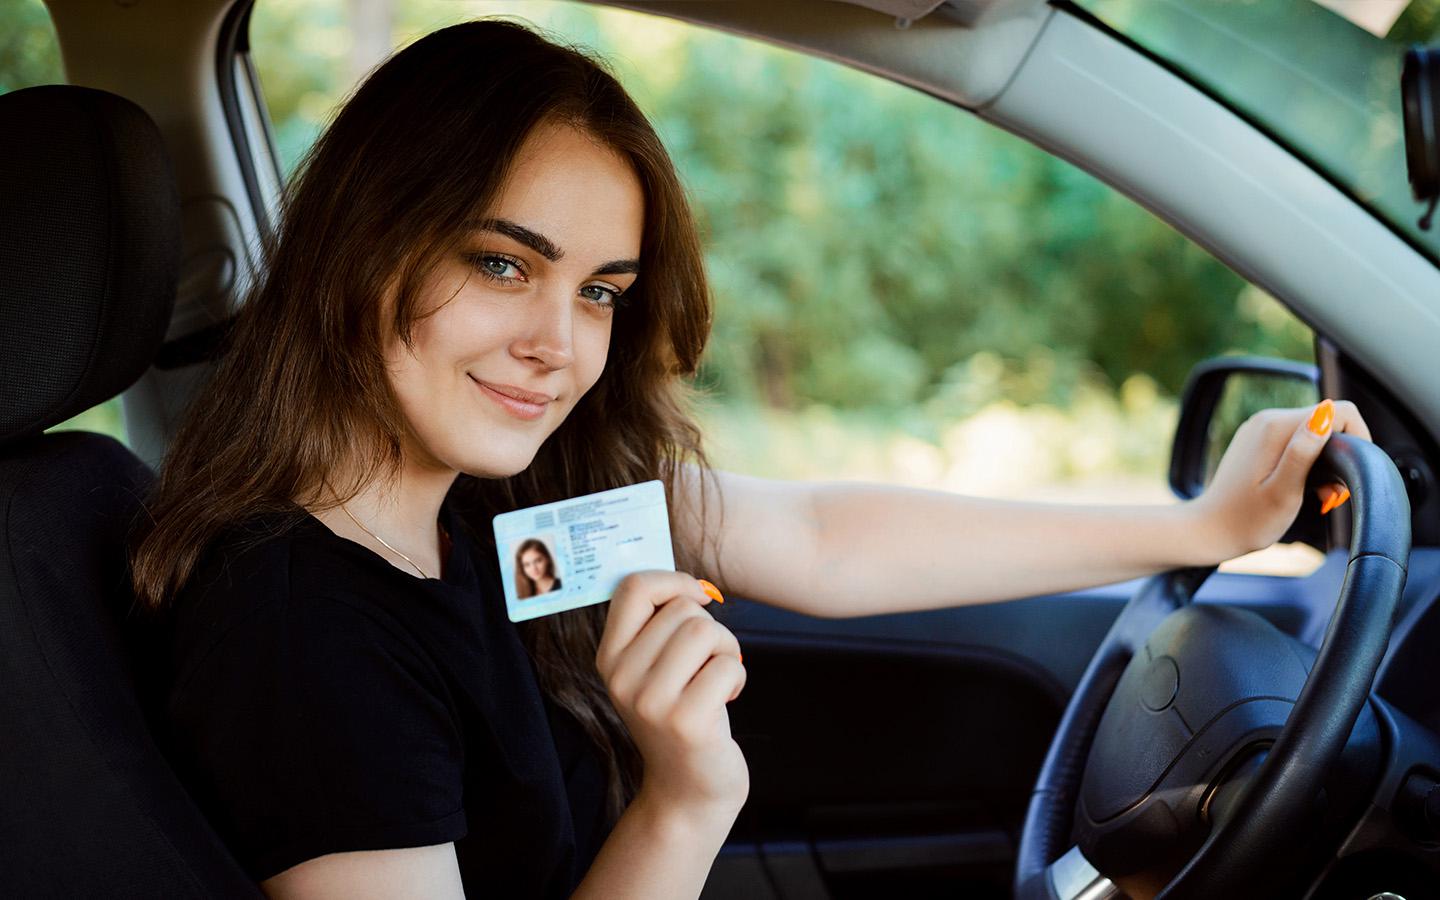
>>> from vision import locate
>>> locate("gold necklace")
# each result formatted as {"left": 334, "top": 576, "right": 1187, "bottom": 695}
{"left": 339, "top": 503, "right": 431, "bottom": 580}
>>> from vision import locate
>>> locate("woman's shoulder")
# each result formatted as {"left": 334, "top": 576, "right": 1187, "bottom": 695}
{"left": 169, "top": 507, "right": 425, "bottom": 682}
{"left": 177, "top": 506, "right": 342, "bottom": 612}
{"left": 180, "top": 502, "right": 442, "bottom": 602}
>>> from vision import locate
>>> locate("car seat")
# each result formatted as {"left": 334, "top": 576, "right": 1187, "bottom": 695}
{"left": 0, "top": 84, "right": 262, "bottom": 898}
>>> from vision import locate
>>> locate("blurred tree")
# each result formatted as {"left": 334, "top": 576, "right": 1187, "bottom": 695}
{"left": 630, "top": 23, "right": 1310, "bottom": 410}
{"left": 0, "top": 0, "right": 62, "bottom": 91}
{"left": 1, "top": 0, "right": 1321, "bottom": 451}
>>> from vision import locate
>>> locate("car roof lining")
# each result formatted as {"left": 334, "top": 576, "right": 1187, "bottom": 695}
{"left": 593, "top": 0, "right": 1053, "bottom": 109}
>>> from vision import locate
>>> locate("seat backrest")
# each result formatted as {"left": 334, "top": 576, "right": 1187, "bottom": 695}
{"left": 0, "top": 85, "right": 262, "bottom": 899}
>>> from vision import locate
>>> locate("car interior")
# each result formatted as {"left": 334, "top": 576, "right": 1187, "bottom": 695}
{"left": 4, "top": 1, "right": 1440, "bottom": 898}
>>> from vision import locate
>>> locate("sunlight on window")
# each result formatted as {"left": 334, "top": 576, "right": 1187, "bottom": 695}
{"left": 1219, "top": 543, "right": 1326, "bottom": 577}
{"left": 247, "top": 0, "right": 1329, "bottom": 578}
{"left": 44, "top": 397, "right": 128, "bottom": 446}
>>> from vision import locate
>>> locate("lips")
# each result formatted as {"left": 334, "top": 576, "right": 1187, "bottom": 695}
{"left": 471, "top": 376, "right": 554, "bottom": 421}
{"left": 473, "top": 378, "right": 554, "bottom": 404}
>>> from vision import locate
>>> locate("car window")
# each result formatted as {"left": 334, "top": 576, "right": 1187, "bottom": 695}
{"left": 0, "top": 0, "right": 62, "bottom": 92}
{"left": 249, "top": 1, "right": 1319, "bottom": 574}
{"left": 2, "top": 0, "right": 129, "bottom": 445}
{"left": 1073, "top": 0, "right": 1440, "bottom": 268}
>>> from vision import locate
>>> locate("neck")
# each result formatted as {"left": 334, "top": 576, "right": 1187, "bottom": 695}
{"left": 314, "top": 451, "right": 460, "bottom": 579}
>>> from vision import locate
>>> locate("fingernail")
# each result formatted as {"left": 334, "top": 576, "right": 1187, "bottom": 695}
{"left": 738, "top": 651, "right": 743, "bottom": 664}
{"left": 1308, "top": 399, "right": 1334, "bottom": 436}
{"left": 698, "top": 579, "right": 724, "bottom": 604}
{"left": 1322, "top": 486, "right": 1351, "bottom": 515}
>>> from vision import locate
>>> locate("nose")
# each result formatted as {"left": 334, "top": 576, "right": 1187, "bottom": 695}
{"left": 510, "top": 286, "right": 575, "bottom": 371}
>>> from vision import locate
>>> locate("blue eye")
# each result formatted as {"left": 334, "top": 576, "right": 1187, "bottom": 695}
{"left": 466, "top": 252, "right": 626, "bottom": 310}
{"left": 581, "top": 284, "right": 625, "bottom": 310}
{"left": 469, "top": 253, "right": 524, "bottom": 282}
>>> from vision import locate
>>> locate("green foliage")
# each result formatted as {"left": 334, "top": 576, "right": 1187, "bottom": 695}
{"left": 2, "top": 0, "right": 1323, "bottom": 477}
{"left": 242, "top": 1, "right": 1314, "bottom": 415}
{"left": 0, "top": 0, "right": 61, "bottom": 92}
{"left": 614, "top": 13, "right": 1313, "bottom": 411}
{"left": 46, "top": 398, "right": 126, "bottom": 443}
{"left": 249, "top": 0, "right": 352, "bottom": 174}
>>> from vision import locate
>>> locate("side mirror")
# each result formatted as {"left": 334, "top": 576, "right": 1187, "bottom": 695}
{"left": 1170, "top": 355, "right": 1324, "bottom": 549}
{"left": 1170, "top": 356, "right": 1327, "bottom": 549}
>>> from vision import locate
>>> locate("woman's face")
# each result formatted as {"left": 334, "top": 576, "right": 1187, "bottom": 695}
{"left": 386, "top": 121, "right": 644, "bottom": 478}
{"left": 521, "top": 547, "right": 550, "bottom": 582}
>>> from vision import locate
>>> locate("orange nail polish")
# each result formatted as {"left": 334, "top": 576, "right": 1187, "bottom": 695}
{"left": 1308, "top": 399, "right": 1334, "bottom": 436}
{"left": 738, "top": 652, "right": 743, "bottom": 664}
{"left": 698, "top": 579, "right": 724, "bottom": 604}
{"left": 1322, "top": 487, "right": 1351, "bottom": 515}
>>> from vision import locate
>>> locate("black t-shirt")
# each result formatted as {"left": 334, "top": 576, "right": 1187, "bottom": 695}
{"left": 163, "top": 498, "right": 610, "bottom": 897}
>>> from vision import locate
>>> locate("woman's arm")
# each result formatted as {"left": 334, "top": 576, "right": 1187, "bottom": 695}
{"left": 676, "top": 466, "right": 1205, "bottom": 617}
{"left": 256, "top": 796, "right": 734, "bottom": 900}
{"left": 259, "top": 844, "right": 465, "bottom": 899}
{"left": 255, "top": 794, "right": 733, "bottom": 900}
{"left": 570, "top": 790, "right": 735, "bottom": 899}
{"left": 572, "top": 571, "right": 748, "bottom": 898}
{"left": 676, "top": 400, "right": 1371, "bottom": 618}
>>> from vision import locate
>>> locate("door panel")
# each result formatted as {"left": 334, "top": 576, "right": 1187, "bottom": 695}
{"left": 703, "top": 554, "right": 1361, "bottom": 898}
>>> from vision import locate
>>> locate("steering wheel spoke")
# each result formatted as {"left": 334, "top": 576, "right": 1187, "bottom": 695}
{"left": 1049, "top": 845, "right": 1121, "bottom": 900}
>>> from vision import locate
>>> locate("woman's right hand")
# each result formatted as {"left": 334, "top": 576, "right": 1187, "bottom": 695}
{"left": 595, "top": 571, "right": 749, "bottom": 824}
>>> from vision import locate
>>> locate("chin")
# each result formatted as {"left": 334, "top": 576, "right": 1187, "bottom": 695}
{"left": 451, "top": 444, "right": 543, "bottom": 480}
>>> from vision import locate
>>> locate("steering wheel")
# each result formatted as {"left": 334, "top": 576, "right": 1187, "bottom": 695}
{"left": 1013, "top": 433, "right": 1411, "bottom": 900}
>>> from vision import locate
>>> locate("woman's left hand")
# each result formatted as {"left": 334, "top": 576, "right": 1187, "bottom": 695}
{"left": 1193, "top": 398, "right": 1374, "bottom": 562}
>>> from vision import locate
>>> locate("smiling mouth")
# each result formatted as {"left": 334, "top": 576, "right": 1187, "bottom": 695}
{"left": 471, "top": 376, "right": 551, "bottom": 421}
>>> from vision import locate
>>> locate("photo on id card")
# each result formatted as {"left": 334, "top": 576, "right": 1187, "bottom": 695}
{"left": 493, "top": 480, "right": 676, "bottom": 622}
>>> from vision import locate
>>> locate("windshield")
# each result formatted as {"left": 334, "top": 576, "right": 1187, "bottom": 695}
{"left": 1070, "top": 0, "right": 1440, "bottom": 267}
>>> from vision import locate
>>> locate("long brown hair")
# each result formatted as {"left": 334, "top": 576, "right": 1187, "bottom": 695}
{"left": 130, "top": 19, "right": 721, "bottom": 818}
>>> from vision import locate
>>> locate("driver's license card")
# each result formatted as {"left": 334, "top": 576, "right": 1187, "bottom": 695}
{"left": 492, "top": 480, "right": 675, "bottom": 622}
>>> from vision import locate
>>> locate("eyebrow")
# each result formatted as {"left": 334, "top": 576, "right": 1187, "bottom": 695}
{"left": 473, "top": 217, "right": 640, "bottom": 276}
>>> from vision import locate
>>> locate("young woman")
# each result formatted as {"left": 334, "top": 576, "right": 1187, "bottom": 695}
{"left": 516, "top": 539, "right": 562, "bottom": 598}
{"left": 129, "top": 18, "right": 1370, "bottom": 900}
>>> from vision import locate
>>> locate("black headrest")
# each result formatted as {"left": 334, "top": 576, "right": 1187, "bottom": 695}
{"left": 0, "top": 85, "right": 179, "bottom": 445}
